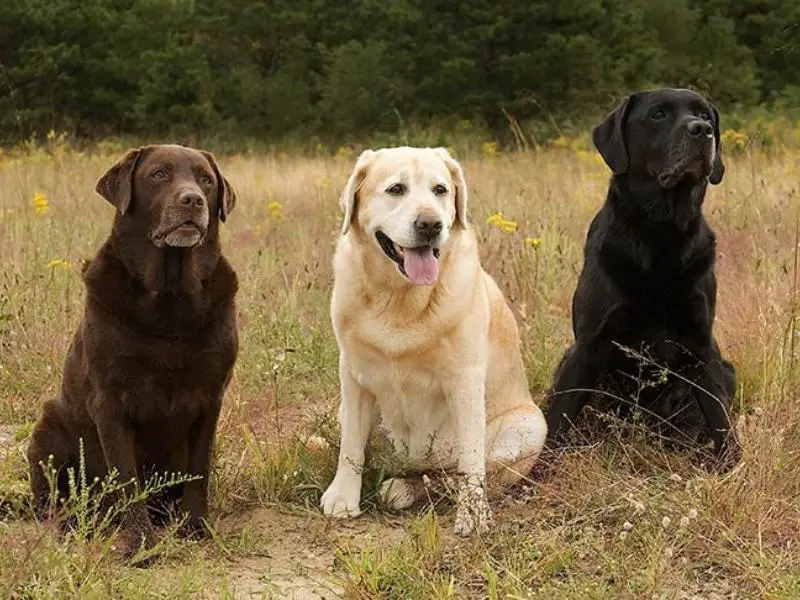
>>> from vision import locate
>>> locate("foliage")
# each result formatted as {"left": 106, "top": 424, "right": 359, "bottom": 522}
{"left": 0, "top": 0, "right": 798, "bottom": 147}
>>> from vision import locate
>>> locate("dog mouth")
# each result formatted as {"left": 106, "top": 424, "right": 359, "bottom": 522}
{"left": 376, "top": 231, "right": 441, "bottom": 286}
{"left": 658, "top": 148, "right": 714, "bottom": 189}
{"left": 154, "top": 221, "right": 206, "bottom": 248}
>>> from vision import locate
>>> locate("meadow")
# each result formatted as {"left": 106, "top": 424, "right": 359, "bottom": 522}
{"left": 0, "top": 134, "right": 798, "bottom": 599}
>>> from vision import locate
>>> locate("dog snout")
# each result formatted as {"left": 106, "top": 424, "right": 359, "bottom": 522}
{"left": 178, "top": 191, "right": 206, "bottom": 208}
{"left": 687, "top": 120, "right": 713, "bottom": 139}
{"left": 413, "top": 216, "right": 443, "bottom": 241}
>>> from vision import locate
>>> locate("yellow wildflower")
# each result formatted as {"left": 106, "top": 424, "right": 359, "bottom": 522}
{"left": 335, "top": 146, "right": 354, "bottom": 159}
{"left": 569, "top": 138, "right": 584, "bottom": 152}
{"left": 575, "top": 150, "right": 606, "bottom": 166}
{"left": 525, "top": 237, "right": 541, "bottom": 249}
{"left": 486, "top": 211, "right": 518, "bottom": 234}
{"left": 46, "top": 259, "right": 71, "bottom": 270}
{"left": 267, "top": 201, "right": 284, "bottom": 221}
{"left": 32, "top": 192, "right": 49, "bottom": 216}
{"left": 481, "top": 141, "right": 499, "bottom": 158}
{"left": 721, "top": 129, "right": 748, "bottom": 153}
{"left": 551, "top": 136, "right": 569, "bottom": 149}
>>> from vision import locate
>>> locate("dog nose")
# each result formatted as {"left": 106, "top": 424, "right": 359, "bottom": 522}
{"left": 687, "top": 120, "right": 713, "bottom": 138}
{"left": 414, "top": 217, "right": 443, "bottom": 238}
{"left": 179, "top": 192, "right": 206, "bottom": 208}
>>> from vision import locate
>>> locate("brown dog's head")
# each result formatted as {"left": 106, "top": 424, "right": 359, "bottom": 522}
{"left": 96, "top": 144, "right": 236, "bottom": 249}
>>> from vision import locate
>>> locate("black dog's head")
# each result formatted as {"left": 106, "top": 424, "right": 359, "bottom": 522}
{"left": 593, "top": 88, "right": 724, "bottom": 191}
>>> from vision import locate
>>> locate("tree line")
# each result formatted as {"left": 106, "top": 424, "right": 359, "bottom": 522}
{"left": 0, "top": 0, "right": 798, "bottom": 149}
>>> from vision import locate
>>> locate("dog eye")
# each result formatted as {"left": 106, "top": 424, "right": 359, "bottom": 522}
{"left": 651, "top": 110, "right": 666, "bottom": 121}
{"left": 199, "top": 175, "right": 213, "bottom": 186}
{"left": 699, "top": 111, "right": 712, "bottom": 121}
{"left": 386, "top": 183, "right": 406, "bottom": 196}
{"left": 152, "top": 169, "right": 167, "bottom": 179}
{"left": 432, "top": 184, "right": 448, "bottom": 196}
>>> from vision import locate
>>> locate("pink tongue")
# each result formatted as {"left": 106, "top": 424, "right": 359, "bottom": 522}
{"left": 403, "top": 246, "right": 440, "bottom": 285}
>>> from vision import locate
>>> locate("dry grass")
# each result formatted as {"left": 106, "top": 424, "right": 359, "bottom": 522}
{"left": 0, "top": 139, "right": 798, "bottom": 598}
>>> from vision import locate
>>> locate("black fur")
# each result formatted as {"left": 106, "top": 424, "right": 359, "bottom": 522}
{"left": 546, "top": 88, "right": 741, "bottom": 468}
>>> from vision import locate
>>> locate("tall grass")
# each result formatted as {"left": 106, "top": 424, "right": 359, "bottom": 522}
{"left": 0, "top": 136, "right": 798, "bottom": 598}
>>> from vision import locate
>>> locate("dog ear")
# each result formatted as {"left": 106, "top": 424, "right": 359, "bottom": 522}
{"left": 593, "top": 94, "right": 637, "bottom": 175}
{"left": 433, "top": 147, "right": 469, "bottom": 228}
{"left": 340, "top": 149, "right": 375, "bottom": 235}
{"left": 95, "top": 147, "right": 149, "bottom": 215}
{"left": 201, "top": 151, "right": 237, "bottom": 222}
{"left": 709, "top": 104, "right": 725, "bottom": 185}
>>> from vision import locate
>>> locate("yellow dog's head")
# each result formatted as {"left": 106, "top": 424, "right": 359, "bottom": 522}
{"left": 339, "top": 146, "right": 468, "bottom": 286}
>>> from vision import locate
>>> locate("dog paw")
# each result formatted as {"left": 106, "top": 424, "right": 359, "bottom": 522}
{"left": 379, "top": 477, "right": 422, "bottom": 510}
{"left": 713, "top": 436, "right": 743, "bottom": 473}
{"left": 321, "top": 475, "right": 362, "bottom": 518}
{"left": 453, "top": 475, "right": 493, "bottom": 536}
{"left": 116, "top": 524, "right": 159, "bottom": 567}
{"left": 178, "top": 517, "right": 211, "bottom": 540}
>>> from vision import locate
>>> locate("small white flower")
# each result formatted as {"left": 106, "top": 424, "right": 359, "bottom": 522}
{"left": 619, "top": 531, "right": 629, "bottom": 540}
{"left": 664, "top": 547, "right": 674, "bottom": 558}
{"left": 622, "top": 521, "right": 634, "bottom": 532}
{"left": 688, "top": 509, "right": 698, "bottom": 520}
{"left": 679, "top": 516, "right": 690, "bottom": 528}
{"left": 661, "top": 516, "right": 672, "bottom": 529}
{"left": 669, "top": 473, "right": 682, "bottom": 483}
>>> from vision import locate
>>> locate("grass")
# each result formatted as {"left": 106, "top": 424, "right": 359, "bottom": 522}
{"left": 0, "top": 136, "right": 799, "bottom": 598}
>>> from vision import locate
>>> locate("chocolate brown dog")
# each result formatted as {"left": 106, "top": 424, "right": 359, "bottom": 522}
{"left": 27, "top": 144, "right": 238, "bottom": 559}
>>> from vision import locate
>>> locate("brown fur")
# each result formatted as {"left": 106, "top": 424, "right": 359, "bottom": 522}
{"left": 27, "top": 145, "right": 238, "bottom": 561}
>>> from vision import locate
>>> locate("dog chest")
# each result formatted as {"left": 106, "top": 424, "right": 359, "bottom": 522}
{"left": 84, "top": 327, "right": 233, "bottom": 423}
{"left": 349, "top": 354, "right": 458, "bottom": 460}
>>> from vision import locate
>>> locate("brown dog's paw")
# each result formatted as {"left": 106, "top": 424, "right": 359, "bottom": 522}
{"left": 116, "top": 524, "right": 159, "bottom": 567}
{"left": 177, "top": 517, "right": 211, "bottom": 540}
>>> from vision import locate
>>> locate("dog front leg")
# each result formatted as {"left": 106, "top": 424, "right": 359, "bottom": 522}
{"left": 321, "top": 360, "right": 376, "bottom": 519}
{"left": 93, "top": 407, "right": 157, "bottom": 560}
{"left": 546, "top": 345, "right": 601, "bottom": 445}
{"left": 690, "top": 357, "right": 741, "bottom": 470}
{"left": 180, "top": 399, "right": 222, "bottom": 538}
{"left": 446, "top": 376, "right": 491, "bottom": 536}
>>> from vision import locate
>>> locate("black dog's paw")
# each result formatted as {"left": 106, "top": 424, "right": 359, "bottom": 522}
{"left": 528, "top": 446, "right": 563, "bottom": 482}
{"left": 712, "top": 435, "right": 743, "bottom": 473}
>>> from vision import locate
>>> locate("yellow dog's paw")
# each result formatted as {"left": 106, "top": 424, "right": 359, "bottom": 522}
{"left": 453, "top": 475, "right": 493, "bottom": 536}
{"left": 321, "top": 475, "right": 362, "bottom": 518}
{"left": 379, "top": 477, "right": 423, "bottom": 510}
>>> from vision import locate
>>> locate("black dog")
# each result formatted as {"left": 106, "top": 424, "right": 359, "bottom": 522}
{"left": 546, "top": 88, "right": 741, "bottom": 467}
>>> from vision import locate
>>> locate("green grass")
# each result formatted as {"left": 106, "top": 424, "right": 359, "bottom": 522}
{"left": 0, "top": 138, "right": 798, "bottom": 598}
